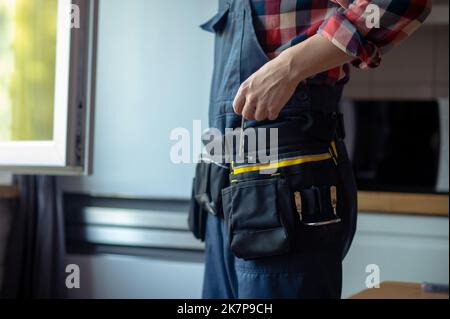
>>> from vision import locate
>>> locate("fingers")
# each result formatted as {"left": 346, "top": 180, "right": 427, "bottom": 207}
{"left": 254, "top": 105, "right": 268, "bottom": 121}
{"left": 267, "top": 108, "right": 279, "bottom": 121}
{"left": 242, "top": 103, "right": 255, "bottom": 120}
{"left": 237, "top": 95, "right": 271, "bottom": 121}
{"left": 234, "top": 82, "right": 258, "bottom": 120}
{"left": 233, "top": 84, "right": 247, "bottom": 115}
{"left": 242, "top": 94, "right": 257, "bottom": 120}
{"left": 233, "top": 81, "right": 274, "bottom": 121}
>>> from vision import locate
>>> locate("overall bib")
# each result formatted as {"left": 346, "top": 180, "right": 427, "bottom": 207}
{"left": 192, "top": 0, "right": 358, "bottom": 299}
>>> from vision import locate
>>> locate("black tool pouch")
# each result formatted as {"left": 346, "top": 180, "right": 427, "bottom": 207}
{"left": 188, "top": 162, "right": 212, "bottom": 242}
{"left": 189, "top": 161, "right": 230, "bottom": 241}
{"left": 222, "top": 177, "right": 291, "bottom": 259}
{"left": 222, "top": 147, "right": 343, "bottom": 260}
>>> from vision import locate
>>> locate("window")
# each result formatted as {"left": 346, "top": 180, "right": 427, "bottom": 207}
{"left": 0, "top": 0, "right": 98, "bottom": 175}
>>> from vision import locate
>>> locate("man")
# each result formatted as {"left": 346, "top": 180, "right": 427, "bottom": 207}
{"left": 191, "top": 0, "right": 431, "bottom": 299}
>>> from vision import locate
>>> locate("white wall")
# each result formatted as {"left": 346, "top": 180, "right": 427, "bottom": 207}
{"left": 61, "top": 0, "right": 216, "bottom": 198}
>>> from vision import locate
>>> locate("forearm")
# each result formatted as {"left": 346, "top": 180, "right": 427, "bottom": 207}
{"left": 280, "top": 34, "right": 354, "bottom": 85}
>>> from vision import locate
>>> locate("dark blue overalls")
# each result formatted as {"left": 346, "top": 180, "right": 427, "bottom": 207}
{"left": 196, "top": 0, "right": 357, "bottom": 299}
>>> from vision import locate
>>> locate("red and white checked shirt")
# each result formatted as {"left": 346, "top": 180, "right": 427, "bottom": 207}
{"left": 250, "top": 0, "right": 432, "bottom": 85}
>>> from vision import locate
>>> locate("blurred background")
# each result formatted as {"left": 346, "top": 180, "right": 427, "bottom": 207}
{"left": 0, "top": 0, "right": 448, "bottom": 299}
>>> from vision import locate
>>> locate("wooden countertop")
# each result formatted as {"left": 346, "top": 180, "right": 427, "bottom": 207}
{"left": 350, "top": 281, "right": 449, "bottom": 299}
{"left": 358, "top": 191, "right": 449, "bottom": 217}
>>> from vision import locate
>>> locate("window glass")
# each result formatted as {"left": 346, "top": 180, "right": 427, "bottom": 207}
{"left": 0, "top": 0, "right": 57, "bottom": 141}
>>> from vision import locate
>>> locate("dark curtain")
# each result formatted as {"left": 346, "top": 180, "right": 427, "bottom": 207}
{"left": 1, "top": 176, "right": 66, "bottom": 299}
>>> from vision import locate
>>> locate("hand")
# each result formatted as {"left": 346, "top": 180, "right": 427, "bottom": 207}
{"left": 232, "top": 51, "right": 301, "bottom": 121}
{"left": 232, "top": 34, "right": 354, "bottom": 121}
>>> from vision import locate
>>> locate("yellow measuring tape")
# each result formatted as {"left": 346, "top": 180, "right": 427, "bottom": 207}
{"left": 232, "top": 153, "right": 333, "bottom": 175}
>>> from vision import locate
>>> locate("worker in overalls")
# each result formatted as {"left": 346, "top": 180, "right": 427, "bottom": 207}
{"left": 189, "top": 0, "right": 431, "bottom": 299}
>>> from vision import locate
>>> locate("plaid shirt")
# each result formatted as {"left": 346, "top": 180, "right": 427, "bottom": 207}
{"left": 250, "top": 0, "right": 432, "bottom": 85}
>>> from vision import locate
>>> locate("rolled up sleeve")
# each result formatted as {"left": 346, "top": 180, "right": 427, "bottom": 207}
{"left": 317, "top": 0, "right": 432, "bottom": 69}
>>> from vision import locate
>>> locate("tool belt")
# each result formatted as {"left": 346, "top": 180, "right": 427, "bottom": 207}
{"left": 188, "top": 111, "right": 346, "bottom": 259}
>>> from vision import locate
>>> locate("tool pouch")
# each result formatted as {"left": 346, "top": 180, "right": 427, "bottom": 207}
{"left": 188, "top": 160, "right": 230, "bottom": 241}
{"left": 222, "top": 148, "right": 343, "bottom": 260}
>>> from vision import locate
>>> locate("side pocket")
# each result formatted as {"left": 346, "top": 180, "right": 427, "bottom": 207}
{"left": 286, "top": 164, "right": 344, "bottom": 252}
{"left": 188, "top": 177, "right": 207, "bottom": 242}
{"left": 222, "top": 178, "right": 290, "bottom": 260}
{"left": 188, "top": 162, "right": 213, "bottom": 242}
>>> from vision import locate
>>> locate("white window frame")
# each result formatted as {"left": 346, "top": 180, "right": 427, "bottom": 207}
{"left": 0, "top": 0, "right": 98, "bottom": 176}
